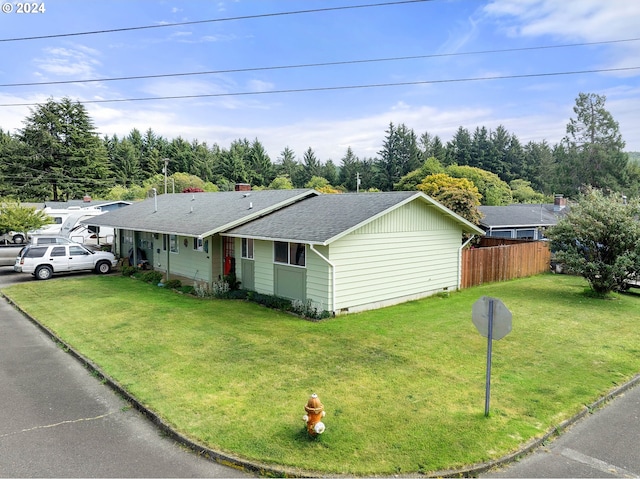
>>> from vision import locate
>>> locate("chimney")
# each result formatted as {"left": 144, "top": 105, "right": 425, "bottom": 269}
{"left": 235, "top": 183, "right": 251, "bottom": 192}
{"left": 554, "top": 194, "right": 566, "bottom": 212}
{"left": 83, "top": 195, "right": 92, "bottom": 203}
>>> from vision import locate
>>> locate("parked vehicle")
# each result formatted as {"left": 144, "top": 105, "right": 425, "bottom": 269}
{"left": 68, "top": 224, "right": 115, "bottom": 246}
{"left": 0, "top": 244, "right": 26, "bottom": 267}
{"left": 29, "top": 236, "right": 75, "bottom": 246}
{"left": 0, "top": 231, "right": 27, "bottom": 244}
{"left": 14, "top": 243, "right": 117, "bottom": 280}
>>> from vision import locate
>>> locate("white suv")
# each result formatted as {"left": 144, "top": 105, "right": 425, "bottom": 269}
{"left": 14, "top": 244, "right": 117, "bottom": 280}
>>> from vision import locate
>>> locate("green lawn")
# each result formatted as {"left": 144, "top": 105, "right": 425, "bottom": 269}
{"left": 3, "top": 274, "right": 640, "bottom": 476}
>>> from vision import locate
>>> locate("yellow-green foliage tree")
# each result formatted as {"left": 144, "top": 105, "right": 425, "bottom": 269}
{"left": 305, "top": 176, "right": 341, "bottom": 194}
{"left": 394, "top": 157, "right": 445, "bottom": 191}
{"left": 0, "top": 199, "right": 52, "bottom": 239}
{"left": 446, "top": 165, "right": 512, "bottom": 205}
{"left": 417, "top": 173, "right": 483, "bottom": 224}
{"left": 268, "top": 175, "right": 294, "bottom": 190}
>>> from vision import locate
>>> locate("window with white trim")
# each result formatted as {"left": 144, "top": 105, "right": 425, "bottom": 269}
{"left": 242, "top": 238, "right": 254, "bottom": 259}
{"left": 274, "top": 241, "right": 305, "bottom": 267}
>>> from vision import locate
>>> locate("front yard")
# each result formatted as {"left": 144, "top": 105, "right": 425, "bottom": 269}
{"left": 3, "top": 274, "right": 640, "bottom": 476}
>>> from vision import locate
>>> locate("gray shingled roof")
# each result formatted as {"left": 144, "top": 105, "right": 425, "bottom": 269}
{"left": 225, "top": 191, "right": 483, "bottom": 245}
{"left": 478, "top": 204, "right": 568, "bottom": 228}
{"left": 85, "top": 189, "right": 317, "bottom": 237}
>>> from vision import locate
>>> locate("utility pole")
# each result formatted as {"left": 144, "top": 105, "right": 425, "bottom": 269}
{"left": 163, "top": 158, "right": 169, "bottom": 194}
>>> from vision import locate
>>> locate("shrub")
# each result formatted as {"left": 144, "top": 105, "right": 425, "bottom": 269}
{"left": 141, "top": 271, "right": 163, "bottom": 284}
{"left": 246, "top": 291, "right": 292, "bottom": 311}
{"left": 163, "top": 279, "right": 182, "bottom": 289}
{"left": 121, "top": 266, "right": 136, "bottom": 277}
{"left": 291, "top": 299, "right": 331, "bottom": 320}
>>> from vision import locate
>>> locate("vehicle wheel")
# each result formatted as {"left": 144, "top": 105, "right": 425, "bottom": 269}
{"left": 12, "top": 234, "right": 25, "bottom": 244}
{"left": 35, "top": 265, "right": 53, "bottom": 280}
{"left": 96, "top": 261, "right": 111, "bottom": 275}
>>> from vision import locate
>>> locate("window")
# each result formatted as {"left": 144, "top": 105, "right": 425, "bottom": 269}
{"left": 242, "top": 238, "right": 254, "bottom": 259}
{"left": 516, "top": 229, "right": 535, "bottom": 240}
{"left": 50, "top": 247, "right": 66, "bottom": 257}
{"left": 24, "top": 247, "right": 47, "bottom": 258}
{"left": 193, "top": 237, "right": 203, "bottom": 251}
{"left": 169, "top": 234, "right": 178, "bottom": 253}
{"left": 274, "top": 241, "right": 288, "bottom": 263}
{"left": 274, "top": 241, "right": 305, "bottom": 267}
{"left": 69, "top": 245, "right": 89, "bottom": 256}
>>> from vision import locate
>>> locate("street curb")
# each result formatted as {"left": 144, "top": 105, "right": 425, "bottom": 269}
{"left": 4, "top": 292, "right": 640, "bottom": 478}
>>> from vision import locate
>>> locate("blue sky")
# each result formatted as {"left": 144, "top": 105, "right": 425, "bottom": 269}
{"left": 1, "top": 0, "right": 639, "bottom": 163}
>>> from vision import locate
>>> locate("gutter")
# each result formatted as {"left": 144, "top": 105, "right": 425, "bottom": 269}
{"left": 458, "top": 235, "right": 476, "bottom": 289}
{"left": 309, "top": 244, "right": 336, "bottom": 314}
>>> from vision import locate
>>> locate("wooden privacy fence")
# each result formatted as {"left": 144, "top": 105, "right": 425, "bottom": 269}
{"left": 461, "top": 238, "right": 551, "bottom": 289}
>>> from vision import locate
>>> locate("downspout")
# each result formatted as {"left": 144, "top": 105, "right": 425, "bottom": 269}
{"left": 458, "top": 235, "right": 476, "bottom": 290}
{"left": 309, "top": 244, "right": 336, "bottom": 315}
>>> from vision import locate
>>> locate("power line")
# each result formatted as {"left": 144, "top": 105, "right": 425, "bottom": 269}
{"left": 0, "top": 0, "right": 432, "bottom": 42}
{"left": 1, "top": 66, "right": 638, "bottom": 108}
{"left": 2, "top": 37, "right": 638, "bottom": 88}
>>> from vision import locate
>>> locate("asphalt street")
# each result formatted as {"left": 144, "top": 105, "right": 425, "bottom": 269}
{"left": 483, "top": 380, "right": 640, "bottom": 478}
{"left": 1, "top": 266, "right": 639, "bottom": 478}
{"left": 0, "top": 267, "right": 254, "bottom": 478}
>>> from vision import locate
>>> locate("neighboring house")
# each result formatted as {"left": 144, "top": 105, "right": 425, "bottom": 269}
{"left": 86, "top": 189, "right": 483, "bottom": 315}
{"left": 478, "top": 195, "right": 568, "bottom": 240}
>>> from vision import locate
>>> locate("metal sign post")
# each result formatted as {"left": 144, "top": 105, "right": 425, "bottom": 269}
{"left": 472, "top": 296, "right": 512, "bottom": 417}
{"left": 484, "top": 298, "right": 494, "bottom": 417}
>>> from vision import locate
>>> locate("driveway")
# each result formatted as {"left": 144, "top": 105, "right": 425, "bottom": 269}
{"left": 0, "top": 267, "right": 254, "bottom": 478}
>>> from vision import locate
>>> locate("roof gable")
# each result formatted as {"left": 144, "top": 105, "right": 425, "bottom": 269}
{"left": 85, "top": 189, "right": 317, "bottom": 237}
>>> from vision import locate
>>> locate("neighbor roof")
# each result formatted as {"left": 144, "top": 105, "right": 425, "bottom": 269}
{"left": 478, "top": 204, "right": 568, "bottom": 229}
{"left": 225, "top": 191, "right": 484, "bottom": 245}
{"left": 84, "top": 189, "right": 317, "bottom": 237}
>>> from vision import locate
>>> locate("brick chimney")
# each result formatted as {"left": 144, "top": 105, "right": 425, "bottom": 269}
{"left": 554, "top": 194, "right": 566, "bottom": 212}
{"left": 234, "top": 183, "right": 251, "bottom": 192}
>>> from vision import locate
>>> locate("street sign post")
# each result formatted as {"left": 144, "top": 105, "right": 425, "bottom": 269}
{"left": 472, "top": 296, "right": 512, "bottom": 417}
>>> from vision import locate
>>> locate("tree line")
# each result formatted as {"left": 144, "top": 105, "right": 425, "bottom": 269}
{"left": 0, "top": 93, "right": 637, "bottom": 207}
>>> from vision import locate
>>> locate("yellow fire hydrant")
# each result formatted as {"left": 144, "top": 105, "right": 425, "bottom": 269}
{"left": 303, "top": 393, "right": 326, "bottom": 436}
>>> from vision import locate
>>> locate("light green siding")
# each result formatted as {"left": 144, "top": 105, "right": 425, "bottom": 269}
{"left": 328, "top": 200, "right": 462, "bottom": 312}
{"left": 252, "top": 239, "right": 275, "bottom": 296}
{"left": 155, "top": 234, "right": 212, "bottom": 283}
{"left": 306, "top": 245, "right": 331, "bottom": 312}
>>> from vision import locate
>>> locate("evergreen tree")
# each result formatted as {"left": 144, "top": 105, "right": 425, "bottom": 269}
{"left": 17, "top": 97, "right": 110, "bottom": 200}
{"left": 339, "top": 147, "right": 359, "bottom": 191}
{"left": 561, "top": 92, "right": 628, "bottom": 194}
{"left": 111, "top": 139, "right": 142, "bottom": 187}
{"left": 445, "top": 126, "right": 472, "bottom": 166}
{"left": 247, "top": 139, "right": 274, "bottom": 187}
{"left": 375, "top": 123, "right": 421, "bottom": 191}
{"left": 300, "top": 147, "right": 322, "bottom": 186}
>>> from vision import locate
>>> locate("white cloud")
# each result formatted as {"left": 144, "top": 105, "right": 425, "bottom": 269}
{"left": 484, "top": 1, "right": 640, "bottom": 41}
{"left": 34, "top": 45, "right": 102, "bottom": 78}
